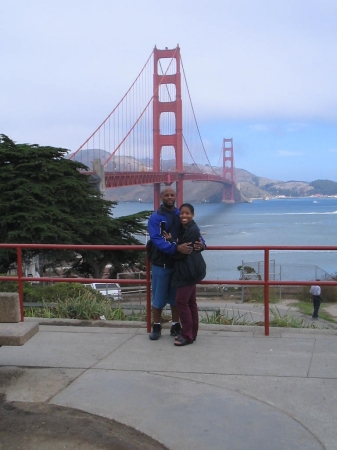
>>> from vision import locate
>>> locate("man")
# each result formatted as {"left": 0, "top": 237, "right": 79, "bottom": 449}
{"left": 310, "top": 282, "right": 322, "bottom": 320}
{"left": 147, "top": 187, "right": 205, "bottom": 340}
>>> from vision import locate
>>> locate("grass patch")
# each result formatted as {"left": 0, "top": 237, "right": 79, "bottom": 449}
{"left": 24, "top": 291, "right": 147, "bottom": 321}
{"left": 269, "top": 306, "right": 306, "bottom": 328}
{"left": 199, "top": 305, "right": 323, "bottom": 328}
{"left": 289, "top": 301, "right": 337, "bottom": 324}
{"left": 199, "top": 308, "right": 253, "bottom": 326}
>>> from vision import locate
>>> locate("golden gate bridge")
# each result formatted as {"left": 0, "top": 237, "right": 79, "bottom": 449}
{"left": 69, "top": 46, "right": 235, "bottom": 208}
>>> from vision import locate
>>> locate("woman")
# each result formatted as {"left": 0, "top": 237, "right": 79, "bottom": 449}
{"left": 168, "top": 203, "right": 206, "bottom": 346}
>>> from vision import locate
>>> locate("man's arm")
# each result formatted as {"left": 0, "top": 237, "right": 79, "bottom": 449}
{"left": 194, "top": 237, "right": 205, "bottom": 251}
{"left": 161, "top": 230, "right": 192, "bottom": 255}
{"left": 175, "top": 224, "right": 205, "bottom": 253}
{"left": 177, "top": 242, "right": 193, "bottom": 254}
{"left": 149, "top": 223, "right": 194, "bottom": 257}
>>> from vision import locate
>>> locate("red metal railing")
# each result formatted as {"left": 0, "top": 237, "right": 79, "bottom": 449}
{"left": 1, "top": 243, "right": 337, "bottom": 336}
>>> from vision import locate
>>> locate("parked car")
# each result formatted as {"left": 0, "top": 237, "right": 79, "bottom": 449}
{"left": 84, "top": 283, "right": 122, "bottom": 300}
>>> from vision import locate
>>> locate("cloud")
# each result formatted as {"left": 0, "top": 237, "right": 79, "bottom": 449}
{"left": 285, "top": 123, "right": 309, "bottom": 133}
{"left": 1, "top": 0, "right": 337, "bottom": 181}
{"left": 278, "top": 150, "right": 304, "bottom": 157}
{"left": 248, "top": 124, "right": 270, "bottom": 133}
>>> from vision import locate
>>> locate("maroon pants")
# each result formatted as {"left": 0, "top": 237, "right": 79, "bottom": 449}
{"left": 176, "top": 284, "right": 199, "bottom": 342}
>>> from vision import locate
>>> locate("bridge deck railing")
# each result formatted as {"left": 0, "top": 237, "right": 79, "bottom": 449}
{"left": 1, "top": 243, "right": 337, "bottom": 336}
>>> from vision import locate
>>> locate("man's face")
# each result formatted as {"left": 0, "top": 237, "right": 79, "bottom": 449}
{"left": 161, "top": 188, "right": 176, "bottom": 210}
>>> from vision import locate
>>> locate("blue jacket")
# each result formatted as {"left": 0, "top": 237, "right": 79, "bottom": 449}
{"left": 147, "top": 205, "right": 205, "bottom": 269}
{"left": 147, "top": 205, "right": 181, "bottom": 268}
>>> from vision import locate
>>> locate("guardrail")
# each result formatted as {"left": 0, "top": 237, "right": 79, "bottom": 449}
{"left": 1, "top": 243, "right": 337, "bottom": 336}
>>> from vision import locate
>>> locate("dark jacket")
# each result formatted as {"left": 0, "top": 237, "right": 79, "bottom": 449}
{"left": 172, "top": 220, "right": 206, "bottom": 287}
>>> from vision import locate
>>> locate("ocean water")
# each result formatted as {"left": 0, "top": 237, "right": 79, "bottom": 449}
{"left": 112, "top": 197, "right": 337, "bottom": 281}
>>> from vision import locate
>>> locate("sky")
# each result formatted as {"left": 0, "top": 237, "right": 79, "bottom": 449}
{"left": 1, "top": 0, "right": 337, "bottom": 182}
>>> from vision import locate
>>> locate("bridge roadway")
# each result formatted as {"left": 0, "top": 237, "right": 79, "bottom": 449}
{"left": 1, "top": 309, "right": 337, "bottom": 449}
{"left": 102, "top": 171, "right": 232, "bottom": 188}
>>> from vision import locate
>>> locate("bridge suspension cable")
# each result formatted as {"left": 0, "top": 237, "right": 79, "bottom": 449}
{"left": 69, "top": 49, "right": 155, "bottom": 170}
{"left": 68, "top": 45, "right": 234, "bottom": 204}
{"left": 181, "top": 58, "right": 217, "bottom": 176}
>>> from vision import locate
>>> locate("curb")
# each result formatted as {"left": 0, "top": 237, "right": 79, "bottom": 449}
{"left": 24, "top": 317, "right": 337, "bottom": 335}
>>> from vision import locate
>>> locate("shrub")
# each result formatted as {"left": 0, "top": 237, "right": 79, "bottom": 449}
{"left": 23, "top": 282, "right": 101, "bottom": 303}
{"left": 24, "top": 290, "right": 133, "bottom": 321}
{"left": 0, "top": 280, "right": 19, "bottom": 292}
{"left": 241, "top": 286, "right": 278, "bottom": 303}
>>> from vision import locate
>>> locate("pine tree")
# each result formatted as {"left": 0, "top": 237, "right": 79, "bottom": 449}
{"left": 0, "top": 135, "right": 151, "bottom": 277}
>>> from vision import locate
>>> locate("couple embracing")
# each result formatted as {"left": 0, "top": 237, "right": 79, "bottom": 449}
{"left": 147, "top": 187, "right": 206, "bottom": 346}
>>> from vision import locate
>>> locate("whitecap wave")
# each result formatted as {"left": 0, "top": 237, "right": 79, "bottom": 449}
{"left": 258, "top": 211, "right": 337, "bottom": 216}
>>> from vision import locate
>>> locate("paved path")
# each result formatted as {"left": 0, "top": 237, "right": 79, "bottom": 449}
{"left": 196, "top": 298, "right": 337, "bottom": 329}
{"left": 123, "top": 297, "right": 337, "bottom": 330}
{"left": 1, "top": 320, "right": 337, "bottom": 449}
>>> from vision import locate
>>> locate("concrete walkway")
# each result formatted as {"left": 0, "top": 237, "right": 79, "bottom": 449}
{"left": 1, "top": 319, "right": 337, "bottom": 450}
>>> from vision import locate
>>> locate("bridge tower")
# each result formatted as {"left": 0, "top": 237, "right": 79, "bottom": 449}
{"left": 222, "top": 138, "right": 235, "bottom": 203}
{"left": 153, "top": 46, "right": 183, "bottom": 208}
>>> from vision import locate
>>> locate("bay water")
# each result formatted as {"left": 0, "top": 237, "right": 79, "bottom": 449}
{"left": 112, "top": 197, "right": 337, "bottom": 281}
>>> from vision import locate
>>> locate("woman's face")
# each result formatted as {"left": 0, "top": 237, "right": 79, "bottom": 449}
{"left": 180, "top": 206, "right": 194, "bottom": 225}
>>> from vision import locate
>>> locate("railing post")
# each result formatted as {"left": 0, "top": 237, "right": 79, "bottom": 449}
{"left": 146, "top": 257, "right": 152, "bottom": 332}
{"left": 16, "top": 247, "right": 24, "bottom": 322}
{"left": 264, "top": 249, "right": 270, "bottom": 336}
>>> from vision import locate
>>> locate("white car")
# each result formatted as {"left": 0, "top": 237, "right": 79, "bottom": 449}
{"left": 84, "top": 283, "right": 122, "bottom": 300}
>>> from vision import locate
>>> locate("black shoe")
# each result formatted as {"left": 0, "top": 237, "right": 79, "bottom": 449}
{"left": 174, "top": 336, "right": 193, "bottom": 346}
{"left": 149, "top": 324, "right": 162, "bottom": 340}
{"left": 170, "top": 322, "right": 181, "bottom": 337}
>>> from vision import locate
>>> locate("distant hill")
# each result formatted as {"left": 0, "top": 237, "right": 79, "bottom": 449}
{"left": 69, "top": 150, "right": 337, "bottom": 202}
{"left": 235, "top": 168, "right": 313, "bottom": 199}
{"left": 236, "top": 169, "right": 337, "bottom": 199}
